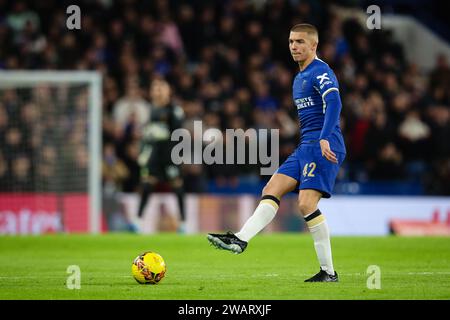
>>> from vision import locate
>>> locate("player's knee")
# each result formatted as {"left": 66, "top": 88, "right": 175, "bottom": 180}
{"left": 297, "top": 199, "right": 316, "bottom": 216}
{"left": 262, "top": 182, "right": 276, "bottom": 197}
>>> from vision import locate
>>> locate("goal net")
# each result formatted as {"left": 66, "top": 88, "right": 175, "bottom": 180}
{"left": 0, "top": 71, "right": 102, "bottom": 234}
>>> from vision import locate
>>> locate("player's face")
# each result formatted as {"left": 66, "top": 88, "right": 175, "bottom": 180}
{"left": 289, "top": 31, "right": 317, "bottom": 62}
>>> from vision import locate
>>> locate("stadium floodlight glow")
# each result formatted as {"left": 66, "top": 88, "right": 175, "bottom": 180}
{"left": 0, "top": 71, "right": 102, "bottom": 234}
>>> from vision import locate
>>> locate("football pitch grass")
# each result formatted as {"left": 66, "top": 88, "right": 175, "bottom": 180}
{"left": 0, "top": 233, "right": 449, "bottom": 300}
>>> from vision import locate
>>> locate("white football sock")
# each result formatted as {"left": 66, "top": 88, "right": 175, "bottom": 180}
{"left": 235, "top": 198, "right": 279, "bottom": 242}
{"left": 305, "top": 210, "right": 335, "bottom": 276}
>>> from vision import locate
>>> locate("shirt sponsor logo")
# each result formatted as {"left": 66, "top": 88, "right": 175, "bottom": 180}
{"left": 295, "top": 96, "right": 315, "bottom": 109}
{"left": 317, "top": 72, "right": 333, "bottom": 89}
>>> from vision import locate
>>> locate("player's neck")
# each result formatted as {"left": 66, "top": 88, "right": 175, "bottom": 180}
{"left": 298, "top": 54, "right": 316, "bottom": 72}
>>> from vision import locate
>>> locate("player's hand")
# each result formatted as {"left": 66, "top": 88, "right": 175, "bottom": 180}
{"left": 320, "top": 139, "right": 338, "bottom": 164}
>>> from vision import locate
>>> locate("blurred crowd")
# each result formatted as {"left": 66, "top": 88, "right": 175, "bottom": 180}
{"left": 0, "top": 85, "right": 90, "bottom": 192}
{"left": 0, "top": 0, "right": 449, "bottom": 195}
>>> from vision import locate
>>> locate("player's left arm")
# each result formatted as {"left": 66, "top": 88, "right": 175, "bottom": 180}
{"left": 313, "top": 67, "right": 342, "bottom": 163}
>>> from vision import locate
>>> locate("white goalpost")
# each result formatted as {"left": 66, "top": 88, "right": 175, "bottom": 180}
{"left": 0, "top": 71, "right": 102, "bottom": 234}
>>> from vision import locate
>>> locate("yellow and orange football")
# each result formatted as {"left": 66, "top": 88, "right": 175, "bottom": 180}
{"left": 131, "top": 251, "right": 166, "bottom": 284}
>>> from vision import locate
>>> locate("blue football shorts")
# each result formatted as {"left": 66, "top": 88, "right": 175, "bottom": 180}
{"left": 276, "top": 143, "right": 346, "bottom": 198}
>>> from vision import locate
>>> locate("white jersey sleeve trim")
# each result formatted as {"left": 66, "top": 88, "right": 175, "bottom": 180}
{"left": 321, "top": 87, "right": 339, "bottom": 99}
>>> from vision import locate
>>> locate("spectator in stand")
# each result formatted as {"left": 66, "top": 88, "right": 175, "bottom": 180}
{"left": 113, "top": 77, "right": 150, "bottom": 130}
{"left": 10, "top": 154, "right": 34, "bottom": 191}
{"left": 0, "top": 152, "right": 9, "bottom": 191}
{"left": 368, "top": 142, "right": 405, "bottom": 181}
{"left": 429, "top": 54, "right": 450, "bottom": 91}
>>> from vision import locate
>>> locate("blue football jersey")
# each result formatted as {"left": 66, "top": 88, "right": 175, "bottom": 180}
{"left": 292, "top": 57, "right": 346, "bottom": 153}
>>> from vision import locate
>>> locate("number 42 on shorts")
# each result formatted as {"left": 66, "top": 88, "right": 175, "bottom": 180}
{"left": 303, "top": 162, "right": 316, "bottom": 177}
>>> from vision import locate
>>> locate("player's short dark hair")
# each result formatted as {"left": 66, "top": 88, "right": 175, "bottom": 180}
{"left": 290, "top": 23, "right": 319, "bottom": 42}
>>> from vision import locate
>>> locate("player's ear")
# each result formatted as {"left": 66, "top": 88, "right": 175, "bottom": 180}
{"left": 307, "top": 33, "right": 318, "bottom": 51}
